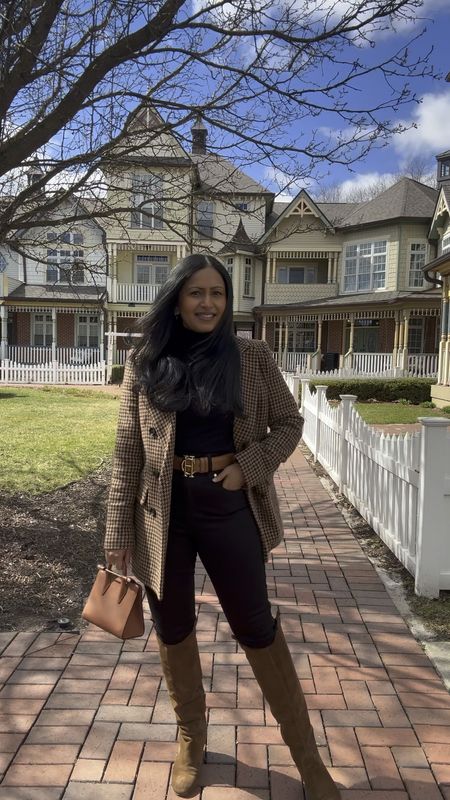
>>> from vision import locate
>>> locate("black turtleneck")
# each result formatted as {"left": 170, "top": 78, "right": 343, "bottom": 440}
{"left": 172, "top": 323, "right": 235, "bottom": 457}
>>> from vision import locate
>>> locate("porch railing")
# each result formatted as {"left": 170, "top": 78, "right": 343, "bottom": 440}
{"left": 6, "top": 346, "right": 101, "bottom": 365}
{"left": 408, "top": 353, "right": 439, "bottom": 377}
{"left": 352, "top": 352, "right": 393, "bottom": 373}
{"left": 275, "top": 351, "right": 438, "bottom": 379}
{"left": 112, "top": 282, "right": 160, "bottom": 304}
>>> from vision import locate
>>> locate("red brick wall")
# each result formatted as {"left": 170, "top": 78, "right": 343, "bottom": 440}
{"left": 423, "top": 317, "right": 438, "bottom": 352}
{"left": 326, "top": 321, "right": 344, "bottom": 354}
{"left": 379, "top": 318, "right": 395, "bottom": 352}
{"left": 117, "top": 316, "right": 139, "bottom": 351}
{"left": 16, "top": 312, "right": 31, "bottom": 346}
{"left": 264, "top": 322, "right": 276, "bottom": 351}
{"left": 57, "top": 313, "right": 74, "bottom": 347}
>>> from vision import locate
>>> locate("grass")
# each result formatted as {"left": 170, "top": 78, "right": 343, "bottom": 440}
{"left": 354, "top": 402, "right": 450, "bottom": 425}
{"left": 0, "top": 386, "right": 120, "bottom": 494}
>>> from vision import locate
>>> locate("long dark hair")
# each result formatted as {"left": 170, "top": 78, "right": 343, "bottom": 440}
{"left": 131, "top": 253, "right": 243, "bottom": 416}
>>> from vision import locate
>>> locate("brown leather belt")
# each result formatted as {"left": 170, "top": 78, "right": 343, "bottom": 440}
{"left": 173, "top": 453, "right": 235, "bottom": 478}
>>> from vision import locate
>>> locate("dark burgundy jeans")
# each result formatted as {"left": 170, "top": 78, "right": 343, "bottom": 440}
{"left": 146, "top": 470, "right": 276, "bottom": 648}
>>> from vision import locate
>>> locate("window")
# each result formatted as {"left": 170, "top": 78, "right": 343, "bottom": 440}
{"left": 275, "top": 321, "right": 316, "bottom": 352}
{"left": 33, "top": 313, "right": 52, "bottom": 346}
{"left": 408, "top": 318, "right": 424, "bottom": 354}
{"left": 440, "top": 162, "right": 450, "bottom": 178}
{"left": 243, "top": 257, "right": 254, "bottom": 296}
{"left": 343, "top": 240, "right": 387, "bottom": 292}
{"left": 196, "top": 200, "right": 214, "bottom": 237}
{"left": 46, "top": 231, "right": 85, "bottom": 284}
{"left": 234, "top": 202, "right": 248, "bottom": 211}
{"left": 131, "top": 174, "right": 164, "bottom": 229}
{"left": 135, "top": 254, "right": 170, "bottom": 284}
{"left": 226, "top": 257, "right": 234, "bottom": 282}
{"left": 277, "top": 265, "right": 317, "bottom": 284}
{"left": 408, "top": 243, "right": 426, "bottom": 288}
{"left": 442, "top": 231, "right": 450, "bottom": 254}
{"left": 77, "top": 315, "right": 99, "bottom": 348}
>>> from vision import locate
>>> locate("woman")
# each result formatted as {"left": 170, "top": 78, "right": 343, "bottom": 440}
{"left": 104, "top": 253, "right": 340, "bottom": 800}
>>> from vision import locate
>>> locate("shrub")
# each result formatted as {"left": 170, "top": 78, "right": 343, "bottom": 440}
{"left": 110, "top": 364, "right": 124, "bottom": 384}
{"left": 306, "top": 378, "right": 435, "bottom": 404}
{"left": 420, "top": 401, "right": 436, "bottom": 408}
{"left": 441, "top": 406, "right": 450, "bottom": 415}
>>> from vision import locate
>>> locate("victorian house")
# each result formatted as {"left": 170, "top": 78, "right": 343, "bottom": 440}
{"left": 0, "top": 105, "right": 446, "bottom": 385}
{"left": 255, "top": 176, "right": 440, "bottom": 376}
{"left": 101, "top": 108, "right": 272, "bottom": 371}
{"left": 0, "top": 181, "right": 106, "bottom": 373}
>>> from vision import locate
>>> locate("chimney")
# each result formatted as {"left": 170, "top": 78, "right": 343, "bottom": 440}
{"left": 191, "top": 117, "right": 207, "bottom": 154}
{"left": 27, "top": 165, "right": 44, "bottom": 188}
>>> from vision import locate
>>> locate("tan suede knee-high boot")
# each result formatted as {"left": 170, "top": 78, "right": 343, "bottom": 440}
{"left": 157, "top": 630, "right": 207, "bottom": 798}
{"left": 242, "top": 620, "right": 341, "bottom": 800}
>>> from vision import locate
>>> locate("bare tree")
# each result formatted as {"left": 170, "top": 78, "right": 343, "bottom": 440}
{"left": 314, "top": 155, "right": 436, "bottom": 203}
{"left": 0, "top": 0, "right": 438, "bottom": 251}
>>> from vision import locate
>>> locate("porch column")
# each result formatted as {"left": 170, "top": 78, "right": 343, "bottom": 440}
{"left": 348, "top": 315, "right": 355, "bottom": 352}
{"left": 99, "top": 310, "right": 105, "bottom": 362}
{"left": 112, "top": 311, "right": 118, "bottom": 366}
{"left": 401, "top": 311, "right": 410, "bottom": 371}
{"left": 311, "top": 315, "right": 323, "bottom": 372}
{"left": 317, "top": 316, "right": 323, "bottom": 352}
{"left": 392, "top": 314, "right": 400, "bottom": 366}
{"left": 327, "top": 255, "right": 333, "bottom": 284}
{"left": 282, "top": 319, "right": 289, "bottom": 370}
{"left": 51, "top": 307, "right": 57, "bottom": 361}
{"left": 106, "top": 313, "right": 113, "bottom": 383}
{"left": 443, "top": 279, "right": 450, "bottom": 385}
{"left": 334, "top": 254, "right": 339, "bottom": 284}
{"left": 271, "top": 255, "right": 277, "bottom": 283}
{"left": 0, "top": 305, "right": 7, "bottom": 360}
{"left": 108, "top": 243, "right": 118, "bottom": 303}
{"left": 344, "top": 314, "right": 355, "bottom": 369}
{"left": 261, "top": 315, "right": 267, "bottom": 342}
{"left": 277, "top": 318, "right": 282, "bottom": 366}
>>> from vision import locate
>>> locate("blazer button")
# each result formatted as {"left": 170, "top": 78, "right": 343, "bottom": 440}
{"left": 149, "top": 427, "right": 158, "bottom": 438}
{"left": 149, "top": 508, "right": 157, "bottom": 518}
{"left": 152, "top": 468, "right": 160, "bottom": 478}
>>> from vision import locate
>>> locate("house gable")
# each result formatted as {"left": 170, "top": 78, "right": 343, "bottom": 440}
{"left": 428, "top": 185, "right": 450, "bottom": 241}
{"left": 258, "top": 189, "right": 334, "bottom": 246}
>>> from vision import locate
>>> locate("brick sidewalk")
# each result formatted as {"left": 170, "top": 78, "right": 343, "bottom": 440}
{"left": 1, "top": 448, "right": 450, "bottom": 800}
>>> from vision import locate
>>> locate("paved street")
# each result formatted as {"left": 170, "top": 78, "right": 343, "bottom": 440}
{"left": 1, "top": 448, "right": 449, "bottom": 799}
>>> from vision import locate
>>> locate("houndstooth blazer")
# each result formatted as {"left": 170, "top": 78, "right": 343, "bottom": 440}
{"left": 104, "top": 338, "right": 303, "bottom": 599}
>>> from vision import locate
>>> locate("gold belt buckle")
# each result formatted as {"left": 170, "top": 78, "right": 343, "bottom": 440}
{"left": 181, "top": 455, "right": 196, "bottom": 478}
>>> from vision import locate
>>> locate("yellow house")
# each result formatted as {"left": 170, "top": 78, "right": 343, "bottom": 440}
{"left": 254, "top": 179, "right": 440, "bottom": 375}
{"left": 101, "top": 108, "right": 273, "bottom": 366}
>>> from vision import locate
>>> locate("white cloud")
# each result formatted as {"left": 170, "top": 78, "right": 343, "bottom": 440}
{"left": 393, "top": 91, "right": 450, "bottom": 162}
{"left": 264, "top": 166, "right": 314, "bottom": 201}
{"left": 337, "top": 172, "right": 396, "bottom": 199}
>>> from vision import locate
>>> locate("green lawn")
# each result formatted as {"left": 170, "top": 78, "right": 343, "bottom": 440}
{"left": 0, "top": 387, "right": 121, "bottom": 494}
{"left": 355, "top": 402, "right": 450, "bottom": 425}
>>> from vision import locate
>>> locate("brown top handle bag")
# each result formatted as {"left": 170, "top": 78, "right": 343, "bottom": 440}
{"left": 82, "top": 565, "right": 145, "bottom": 640}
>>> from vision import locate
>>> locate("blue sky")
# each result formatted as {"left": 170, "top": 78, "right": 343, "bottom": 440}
{"left": 246, "top": 0, "right": 450, "bottom": 199}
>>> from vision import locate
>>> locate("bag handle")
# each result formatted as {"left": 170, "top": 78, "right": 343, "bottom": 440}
{"left": 98, "top": 564, "right": 137, "bottom": 603}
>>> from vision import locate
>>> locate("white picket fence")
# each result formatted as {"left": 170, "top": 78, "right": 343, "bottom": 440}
{"left": 0, "top": 360, "right": 106, "bottom": 385}
{"left": 293, "top": 379, "right": 450, "bottom": 597}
